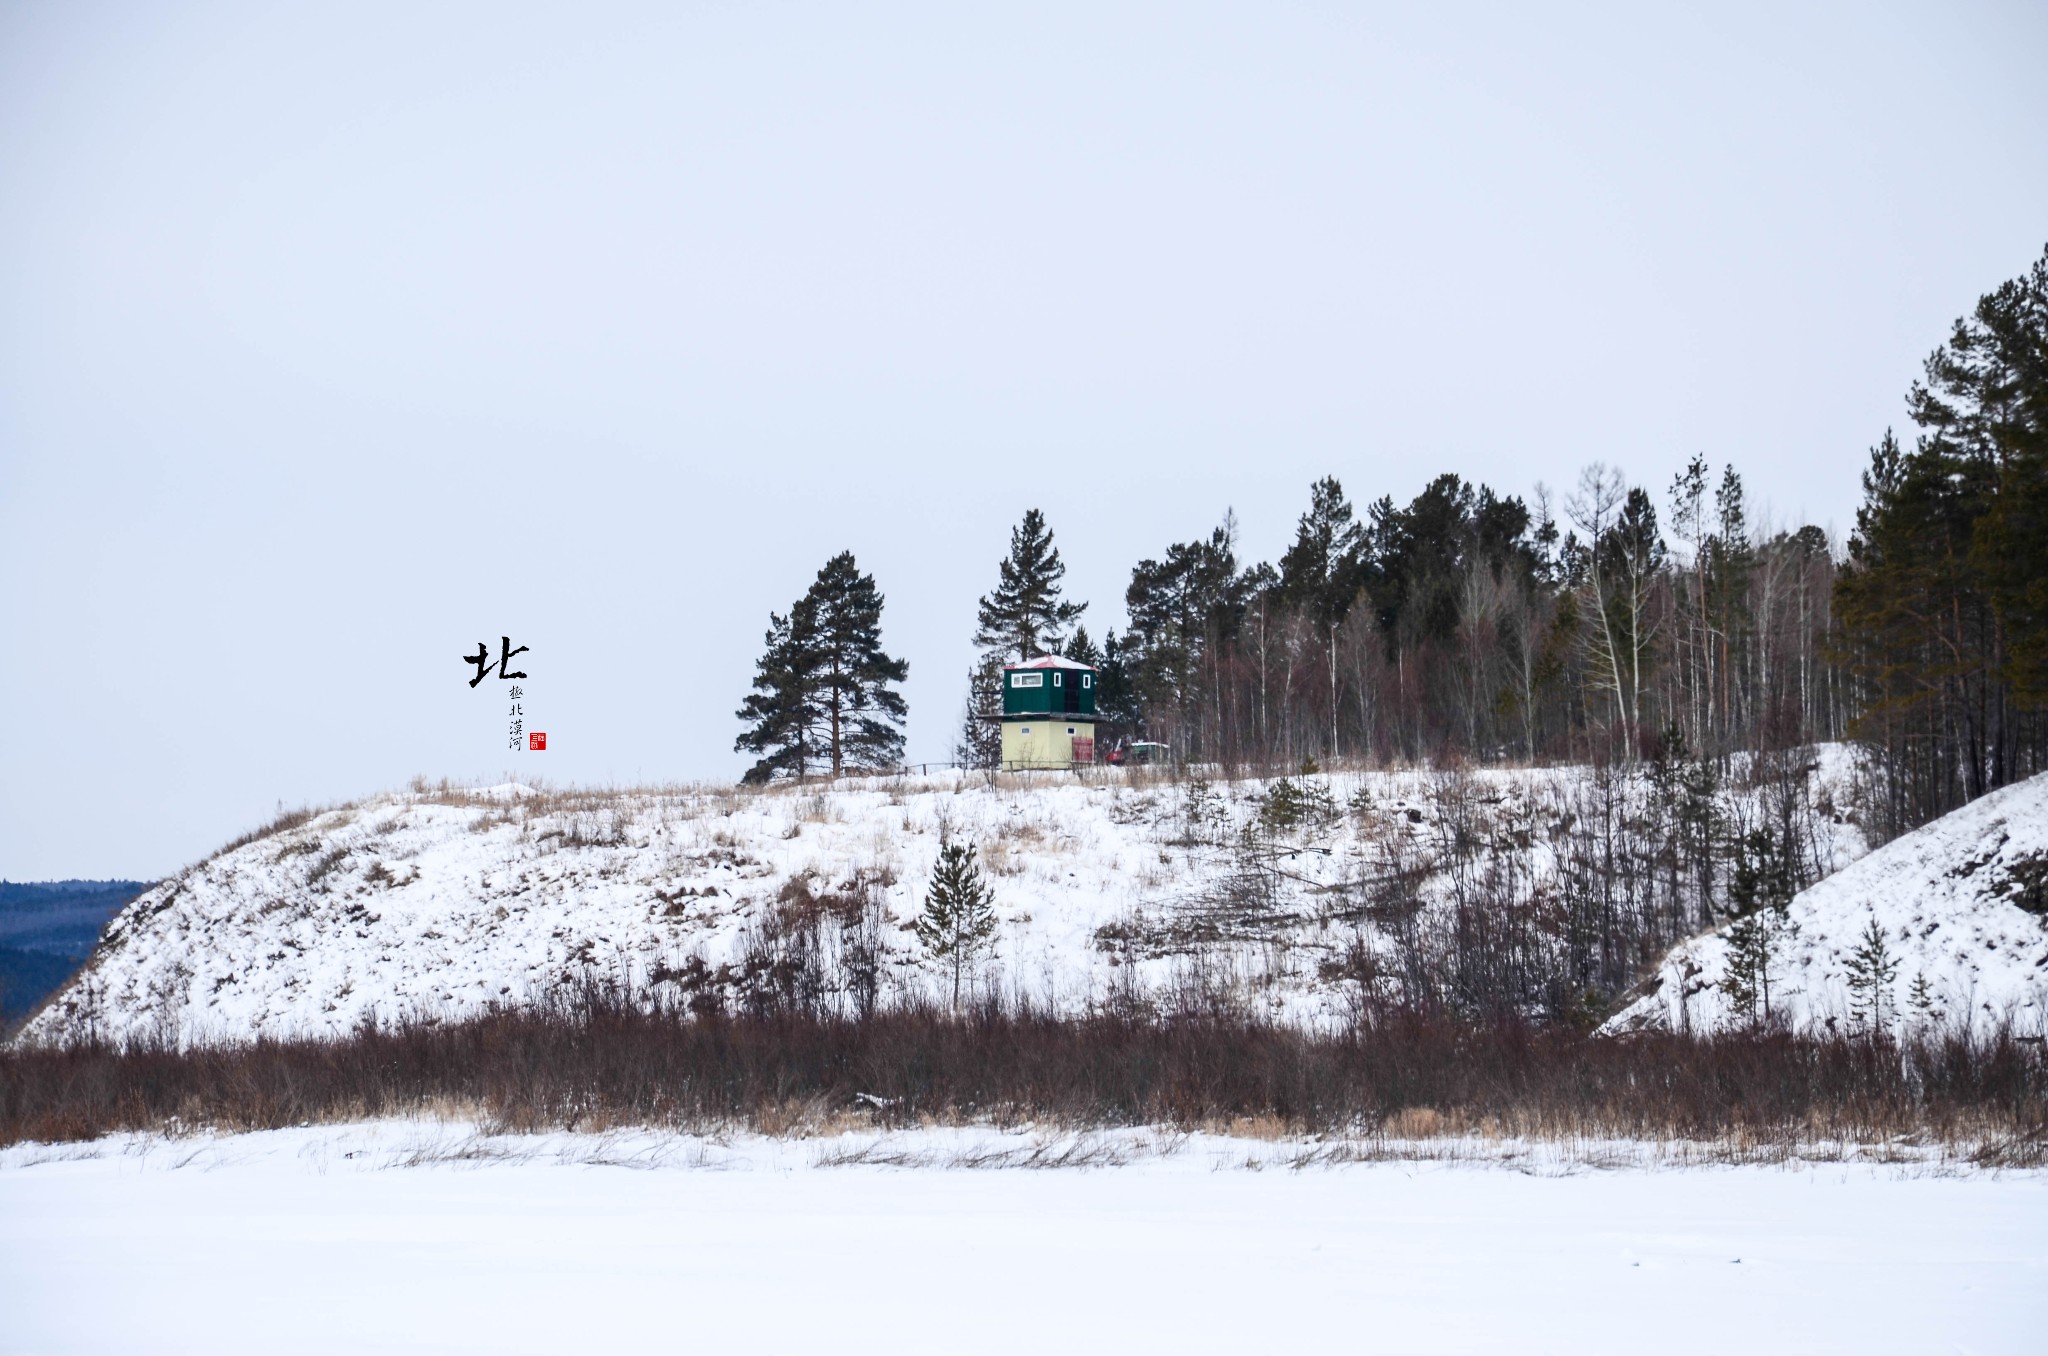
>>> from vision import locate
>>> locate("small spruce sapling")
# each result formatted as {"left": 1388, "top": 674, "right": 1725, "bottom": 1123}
{"left": 1720, "top": 909, "right": 1779, "bottom": 1027}
{"left": 1908, "top": 971, "right": 1939, "bottom": 1030}
{"left": 914, "top": 842, "right": 998, "bottom": 1009}
{"left": 1181, "top": 776, "right": 1225, "bottom": 844}
{"left": 1844, "top": 917, "right": 1902, "bottom": 1035}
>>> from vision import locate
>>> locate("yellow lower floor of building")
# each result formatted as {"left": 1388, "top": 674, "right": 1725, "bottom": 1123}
{"left": 1001, "top": 719, "right": 1096, "bottom": 770}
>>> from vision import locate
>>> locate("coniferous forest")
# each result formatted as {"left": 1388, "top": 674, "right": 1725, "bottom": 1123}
{"left": 739, "top": 246, "right": 2048, "bottom": 850}
{"left": 1093, "top": 247, "right": 2046, "bottom": 834}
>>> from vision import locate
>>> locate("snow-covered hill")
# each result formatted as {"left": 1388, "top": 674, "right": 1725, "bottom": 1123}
{"left": 14, "top": 758, "right": 1895, "bottom": 1048}
{"left": 1602, "top": 773, "right": 2048, "bottom": 1038}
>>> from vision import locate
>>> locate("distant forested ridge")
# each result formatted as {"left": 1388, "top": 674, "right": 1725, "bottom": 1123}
{"left": 0, "top": 880, "right": 151, "bottom": 1024}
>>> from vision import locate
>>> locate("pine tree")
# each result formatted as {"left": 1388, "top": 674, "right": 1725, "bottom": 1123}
{"left": 734, "top": 597, "right": 826, "bottom": 784}
{"left": 1597, "top": 485, "right": 1666, "bottom": 755}
{"left": 1844, "top": 916, "right": 1901, "bottom": 1035}
{"left": 914, "top": 842, "right": 998, "bottom": 1008}
{"left": 1064, "top": 625, "right": 1103, "bottom": 669}
{"left": 1834, "top": 246, "right": 2048, "bottom": 830}
{"left": 1277, "top": 477, "right": 1365, "bottom": 623}
{"left": 1720, "top": 908, "right": 1778, "bottom": 1027}
{"left": 1093, "top": 629, "right": 1141, "bottom": 747}
{"left": 954, "top": 651, "right": 1005, "bottom": 772}
{"left": 1277, "top": 477, "right": 1366, "bottom": 759}
{"left": 805, "top": 551, "right": 909, "bottom": 777}
{"left": 1908, "top": 970, "right": 1939, "bottom": 1028}
{"left": 974, "top": 509, "right": 1087, "bottom": 661}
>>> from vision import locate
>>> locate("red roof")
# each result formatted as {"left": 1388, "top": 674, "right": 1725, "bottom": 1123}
{"left": 1004, "top": 654, "right": 1097, "bottom": 671}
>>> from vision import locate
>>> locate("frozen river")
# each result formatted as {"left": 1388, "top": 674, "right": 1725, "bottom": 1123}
{"left": 4, "top": 1123, "right": 2044, "bottom": 1355}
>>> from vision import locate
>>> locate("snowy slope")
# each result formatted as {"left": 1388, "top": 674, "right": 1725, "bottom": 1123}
{"left": 15, "top": 770, "right": 1425, "bottom": 1045}
{"left": 1602, "top": 773, "right": 2048, "bottom": 1038}
{"left": 18, "top": 760, "right": 1878, "bottom": 1048}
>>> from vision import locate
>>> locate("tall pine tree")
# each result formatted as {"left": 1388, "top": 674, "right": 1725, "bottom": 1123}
{"left": 954, "top": 651, "right": 1005, "bottom": 771}
{"left": 807, "top": 551, "right": 910, "bottom": 777}
{"left": 734, "top": 597, "right": 826, "bottom": 784}
{"left": 1836, "top": 244, "right": 2048, "bottom": 829}
{"left": 737, "top": 553, "right": 908, "bottom": 782}
{"left": 1276, "top": 477, "right": 1366, "bottom": 758}
{"left": 974, "top": 508, "right": 1086, "bottom": 660}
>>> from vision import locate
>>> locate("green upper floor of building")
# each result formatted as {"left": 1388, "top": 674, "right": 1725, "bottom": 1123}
{"left": 1001, "top": 654, "right": 1098, "bottom": 718}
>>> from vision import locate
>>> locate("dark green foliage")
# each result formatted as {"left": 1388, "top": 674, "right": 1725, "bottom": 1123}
{"left": 1845, "top": 917, "right": 1902, "bottom": 1034}
{"left": 1909, "top": 971, "right": 1939, "bottom": 1025}
{"left": 808, "top": 552, "right": 909, "bottom": 777}
{"left": 1720, "top": 909, "right": 1781, "bottom": 1027}
{"left": 914, "top": 842, "right": 998, "bottom": 1008}
{"left": 1090, "top": 630, "right": 1142, "bottom": 745}
{"left": 1276, "top": 477, "right": 1366, "bottom": 631}
{"left": 1257, "top": 775, "right": 1339, "bottom": 835}
{"left": 1730, "top": 828, "right": 1798, "bottom": 916}
{"left": 1836, "top": 245, "right": 2048, "bottom": 834}
{"left": 974, "top": 508, "right": 1086, "bottom": 661}
{"left": 1121, "top": 517, "right": 1255, "bottom": 747}
{"left": 1092, "top": 251, "right": 2044, "bottom": 784}
{"left": 734, "top": 600, "right": 826, "bottom": 785}
{"left": 953, "top": 652, "right": 1006, "bottom": 772}
{"left": 736, "top": 552, "right": 907, "bottom": 782}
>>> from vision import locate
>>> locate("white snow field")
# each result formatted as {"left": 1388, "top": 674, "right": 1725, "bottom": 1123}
{"left": 3, "top": 1123, "right": 2044, "bottom": 1356}
{"left": 1605, "top": 771, "right": 2048, "bottom": 1038}
{"left": 20, "top": 757, "right": 1881, "bottom": 1047}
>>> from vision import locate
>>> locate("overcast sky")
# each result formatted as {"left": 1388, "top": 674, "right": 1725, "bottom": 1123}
{"left": 3, "top": 1, "right": 2044, "bottom": 880}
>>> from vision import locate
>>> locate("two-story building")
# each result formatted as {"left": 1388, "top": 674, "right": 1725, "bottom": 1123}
{"left": 999, "top": 654, "right": 1098, "bottom": 770}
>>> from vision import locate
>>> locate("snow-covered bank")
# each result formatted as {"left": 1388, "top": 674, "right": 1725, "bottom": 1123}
{"left": 20, "top": 759, "right": 1875, "bottom": 1047}
{"left": 1603, "top": 772, "right": 2048, "bottom": 1038}
{"left": 4, "top": 1122, "right": 2044, "bottom": 1356}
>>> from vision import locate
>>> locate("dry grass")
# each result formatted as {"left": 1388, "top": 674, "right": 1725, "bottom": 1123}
{"left": 4, "top": 996, "right": 2042, "bottom": 1159}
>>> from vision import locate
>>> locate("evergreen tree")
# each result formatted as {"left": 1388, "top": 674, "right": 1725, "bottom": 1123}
{"left": 914, "top": 841, "right": 998, "bottom": 1008}
{"left": 1277, "top": 477, "right": 1366, "bottom": 758}
{"left": 974, "top": 508, "right": 1087, "bottom": 661}
{"left": 1709, "top": 465, "right": 1754, "bottom": 749}
{"left": 1093, "top": 629, "right": 1142, "bottom": 747}
{"left": 1908, "top": 970, "right": 1939, "bottom": 1028}
{"left": 1844, "top": 916, "right": 1901, "bottom": 1035}
{"left": 806, "top": 551, "right": 909, "bottom": 777}
{"left": 954, "top": 651, "right": 1005, "bottom": 772}
{"left": 1599, "top": 486, "right": 1667, "bottom": 755}
{"left": 734, "top": 597, "right": 826, "bottom": 785}
{"left": 1063, "top": 625, "right": 1103, "bottom": 669}
{"left": 1123, "top": 516, "right": 1251, "bottom": 751}
{"left": 1836, "top": 245, "right": 2048, "bottom": 829}
{"left": 1914, "top": 244, "right": 2048, "bottom": 710}
{"left": 1720, "top": 908, "right": 1778, "bottom": 1027}
{"left": 1277, "top": 477, "right": 1366, "bottom": 625}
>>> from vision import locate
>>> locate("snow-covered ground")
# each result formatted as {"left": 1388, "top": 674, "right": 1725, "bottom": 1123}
{"left": 1605, "top": 771, "right": 2048, "bottom": 1038}
{"left": 20, "top": 758, "right": 1879, "bottom": 1046}
{"left": 3, "top": 1121, "right": 2044, "bottom": 1355}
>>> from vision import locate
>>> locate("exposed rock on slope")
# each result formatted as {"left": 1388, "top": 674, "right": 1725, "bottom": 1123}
{"left": 1601, "top": 773, "right": 2048, "bottom": 1038}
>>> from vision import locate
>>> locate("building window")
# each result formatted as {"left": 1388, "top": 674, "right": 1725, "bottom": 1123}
{"left": 1020, "top": 726, "right": 1031, "bottom": 736}
{"left": 1066, "top": 727, "right": 1075, "bottom": 735}
{"left": 1082, "top": 674, "right": 1092, "bottom": 688}
{"left": 1054, "top": 672, "right": 1063, "bottom": 686}
{"left": 1010, "top": 673, "right": 1043, "bottom": 688}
